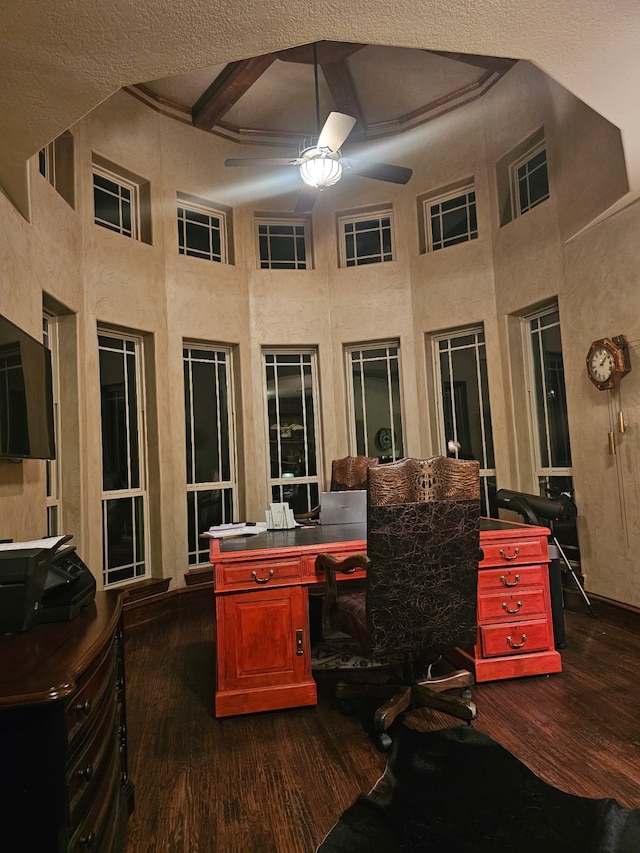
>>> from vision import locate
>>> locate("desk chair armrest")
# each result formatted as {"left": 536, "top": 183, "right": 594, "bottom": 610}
{"left": 315, "top": 552, "right": 370, "bottom": 633}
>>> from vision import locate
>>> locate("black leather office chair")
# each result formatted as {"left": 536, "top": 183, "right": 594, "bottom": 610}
{"left": 316, "top": 456, "right": 480, "bottom": 748}
{"left": 296, "top": 455, "right": 379, "bottom": 521}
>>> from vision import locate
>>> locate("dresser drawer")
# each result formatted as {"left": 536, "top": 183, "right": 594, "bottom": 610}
{"left": 217, "top": 558, "right": 302, "bottom": 591}
{"left": 480, "top": 537, "right": 548, "bottom": 568}
{"left": 67, "top": 694, "right": 118, "bottom": 829}
{"left": 477, "top": 564, "right": 545, "bottom": 593}
{"left": 480, "top": 619, "right": 551, "bottom": 657}
{"left": 477, "top": 588, "right": 546, "bottom": 622}
{"left": 66, "top": 642, "right": 116, "bottom": 748}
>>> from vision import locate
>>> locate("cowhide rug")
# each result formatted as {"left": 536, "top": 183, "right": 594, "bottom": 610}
{"left": 317, "top": 724, "right": 640, "bottom": 852}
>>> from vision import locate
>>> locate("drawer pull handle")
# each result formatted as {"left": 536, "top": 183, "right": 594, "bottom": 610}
{"left": 74, "top": 699, "right": 92, "bottom": 716}
{"left": 499, "top": 547, "right": 520, "bottom": 561}
{"left": 500, "top": 574, "right": 520, "bottom": 588}
{"left": 296, "top": 628, "right": 304, "bottom": 656}
{"left": 79, "top": 830, "right": 96, "bottom": 848}
{"left": 507, "top": 634, "right": 528, "bottom": 649}
{"left": 251, "top": 569, "right": 274, "bottom": 584}
{"left": 77, "top": 764, "right": 94, "bottom": 782}
{"left": 502, "top": 600, "right": 522, "bottom": 614}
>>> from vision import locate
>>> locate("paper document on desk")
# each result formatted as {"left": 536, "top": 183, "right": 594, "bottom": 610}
{"left": 207, "top": 522, "right": 267, "bottom": 539}
{"left": 0, "top": 534, "right": 71, "bottom": 552}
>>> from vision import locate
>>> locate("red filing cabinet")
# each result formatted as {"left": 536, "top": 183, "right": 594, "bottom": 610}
{"left": 452, "top": 519, "right": 562, "bottom": 681}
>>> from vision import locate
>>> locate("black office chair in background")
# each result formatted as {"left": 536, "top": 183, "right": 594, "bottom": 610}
{"left": 296, "top": 455, "right": 379, "bottom": 521}
{"left": 316, "top": 456, "right": 481, "bottom": 748}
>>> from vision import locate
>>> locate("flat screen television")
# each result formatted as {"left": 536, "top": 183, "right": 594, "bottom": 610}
{"left": 0, "top": 313, "right": 56, "bottom": 460}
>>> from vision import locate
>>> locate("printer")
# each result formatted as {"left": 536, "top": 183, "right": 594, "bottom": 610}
{"left": 0, "top": 534, "right": 96, "bottom": 634}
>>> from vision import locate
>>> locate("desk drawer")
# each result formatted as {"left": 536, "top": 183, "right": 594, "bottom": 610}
{"left": 302, "top": 550, "right": 367, "bottom": 581}
{"left": 218, "top": 558, "right": 302, "bottom": 591}
{"left": 478, "top": 564, "right": 545, "bottom": 593}
{"left": 480, "top": 537, "right": 548, "bottom": 568}
{"left": 479, "top": 619, "right": 551, "bottom": 657}
{"left": 477, "top": 588, "right": 546, "bottom": 622}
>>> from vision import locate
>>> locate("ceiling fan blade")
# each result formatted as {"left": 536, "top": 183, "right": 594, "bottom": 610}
{"left": 343, "top": 159, "right": 413, "bottom": 184}
{"left": 295, "top": 185, "right": 319, "bottom": 213}
{"left": 224, "top": 157, "right": 302, "bottom": 167}
{"left": 317, "top": 112, "right": 357, "bottom": 153}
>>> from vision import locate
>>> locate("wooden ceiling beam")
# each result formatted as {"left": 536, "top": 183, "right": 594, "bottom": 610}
{"left": 426, "top": 50, "right": 516, "bottom": 74}
{"left": 321, "top": 58, "right": 366, "bottom": 138}
{"left": 277, "top": 41, "right": 366, "bottom": 65}
{"left": 192, "top": 54, "right": 277, "bottom": 130}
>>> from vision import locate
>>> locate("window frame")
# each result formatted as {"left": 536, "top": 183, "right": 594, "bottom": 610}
{"left": 262, "top": 347, "right": 322, "bottom": 516}
{"left": 183, "top": 341, "right": 238, "bottom": 566}
{"left": 338, "top": 208, "right": 394, "bottom": 268}
{"left": 43, "top": 312, "right": 61, "bottom": 535}
{"left": 177, "top": 195, "right": 229, "bottom": 264}
{"left": 423, "top": 183, "right": 478, "bottom": 252}
{"left": 345, "top": 340, "right": 405, "bottom": 461}
{"left": 430, "top": 325, "right": 496, "bottom": 516}
{"left": 93, "top": 164, "right": 140, "bottom": 240}
{"left": 255, "top": 216, "right": 311, "bottom": 270}
{"left": 510, "top": 141, "right": 549, "bottom": 218}
{"left": 98, "top": 329, "right": 150, "bottom": 587}
{"left": 522, "top": 303, "right": 572, "bottom": 483}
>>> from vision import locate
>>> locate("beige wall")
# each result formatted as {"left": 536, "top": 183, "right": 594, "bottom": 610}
{"left": 1, "top": 61, "right": 638, "bottom": 608}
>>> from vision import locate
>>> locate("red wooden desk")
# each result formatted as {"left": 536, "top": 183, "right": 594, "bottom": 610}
{"left": 209, "top": 518, "right": 561, "bottom": 717}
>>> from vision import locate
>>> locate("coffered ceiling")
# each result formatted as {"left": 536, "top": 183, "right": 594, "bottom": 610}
{"left": 129, "top": 41, "right": 516, "bottom": 146}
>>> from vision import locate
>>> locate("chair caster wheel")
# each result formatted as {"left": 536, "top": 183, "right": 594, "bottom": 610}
{"left": 461, "top": 687, "right": 472, "bottom": 701}
{"left": 374, "top": 732, "right": 393, "bottom": 752}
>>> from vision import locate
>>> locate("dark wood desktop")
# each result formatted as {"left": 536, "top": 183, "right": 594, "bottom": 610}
{"left": 209, "top": 518, "right": 561, "bottom": 717}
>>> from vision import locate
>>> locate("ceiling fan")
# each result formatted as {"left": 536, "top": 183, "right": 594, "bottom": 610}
{"left": 224, "top": 45, "right": 412, "bottom": 212}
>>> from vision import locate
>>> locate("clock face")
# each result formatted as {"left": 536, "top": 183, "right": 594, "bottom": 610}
{"left": 588, "top": 346, "right": 615, "bottom": 383}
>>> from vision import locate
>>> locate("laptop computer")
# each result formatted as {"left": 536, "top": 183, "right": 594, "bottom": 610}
{"left": 319, "top": 490, "right": 367, "bottom": 525}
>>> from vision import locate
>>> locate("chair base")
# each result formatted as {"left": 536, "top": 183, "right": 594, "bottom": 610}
{"left": 335, "top": 668, "right": 477, "bottom": 733}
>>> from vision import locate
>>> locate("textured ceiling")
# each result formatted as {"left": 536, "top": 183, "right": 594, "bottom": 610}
{"left": 2, "top": 0, "right": 640, "bottom": 226}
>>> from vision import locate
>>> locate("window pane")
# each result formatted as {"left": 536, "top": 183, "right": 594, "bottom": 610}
{"left": 435, "top": 328, "right": 496, "bottom": 513}
{"left": 342, "top": 214, "right": 393, "bottom": 266}
{"left": 429, "top": 190, "right": 477, "bottom": 251}
{"left": 348, "top": 344, "right": 403, "bottom": 459}
{"left": 99, "top": 333, "right": 147, "bottom": 585}
{"left": 257, "top": 221, "right": 307, "bottom": 269}
{"left": 264, "top": 351, "right": 320, "bottom": 514}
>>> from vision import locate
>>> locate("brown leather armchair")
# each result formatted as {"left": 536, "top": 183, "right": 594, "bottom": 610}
{"left": 316, "top": 456, "right": 480, "bottom": 748}
{"left": 296, "top": 455, "right": 379, "bottom": 521}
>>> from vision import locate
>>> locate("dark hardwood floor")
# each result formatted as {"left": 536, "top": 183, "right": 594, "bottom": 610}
{"left": 123, "top": 603, "right": 640, "bottom": 852}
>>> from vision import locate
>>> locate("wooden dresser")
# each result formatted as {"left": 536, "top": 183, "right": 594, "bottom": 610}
{"left": 0, "top": 592, "right": 134, "bottom": 852}
{"left": 451, "top": 518, "right": 563, "bottom": 681}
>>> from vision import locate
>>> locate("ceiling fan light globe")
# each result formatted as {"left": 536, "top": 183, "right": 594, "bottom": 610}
{"left": 299, "top": 149, "right": 343, "bottom": 188}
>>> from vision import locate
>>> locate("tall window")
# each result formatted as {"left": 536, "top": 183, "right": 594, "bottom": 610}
{"left": 184, "top": 344, "right": 237, "bottom": 565}
{"left": 43, "top": 313, "right": 61, "bottom": 535}
{"left": 423, "top": 184, "right": 478, "bottom": 251}
{"left": 512, "top": 143, "right": 549, "bottom": 217}
{"left": 98, "top": 331, "right": 148, "bottom": 586}
{"left": 346, "top": 342, "right": 404, "bottom": 460}
{"left": 263, "top": 350, "right": 321, "bottom": 515}
{"left": 178, "top": 195, "right": 229, "bottom": 263}
{"left": 433, "top": 328, "right": 496, "bottom": 516}
{"left": 256, "top": 218, "right": 310, "bottom": 269}
{"left": 526, "top": 306, "right": 572, "bottom": 492}
{"left": 525, "top": 304, "right": 579, "bottom": 567}
{"left": 339, "top": 210, "right": 394, "bottom": 267}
